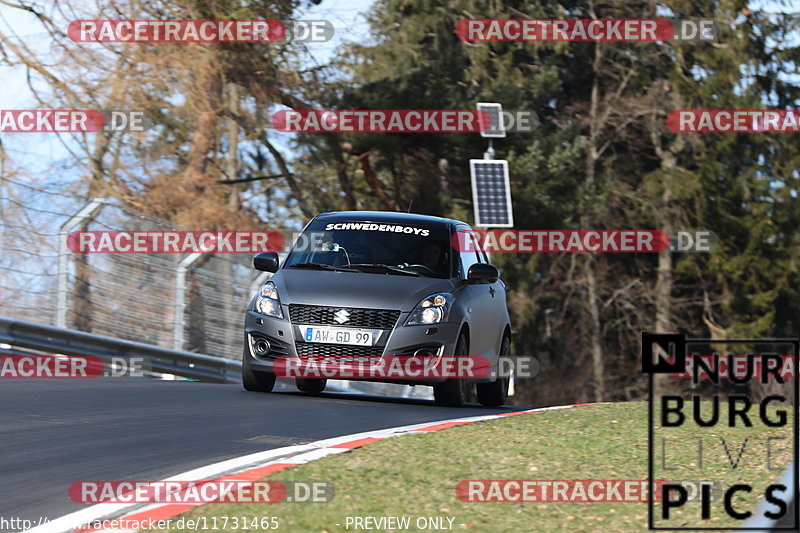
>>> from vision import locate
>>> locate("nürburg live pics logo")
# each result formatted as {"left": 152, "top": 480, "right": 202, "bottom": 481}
{"left": 642, "top": 332, "right": 799, "bottom": 530}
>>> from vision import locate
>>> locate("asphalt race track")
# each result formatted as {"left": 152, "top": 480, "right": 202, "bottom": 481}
{"left": 1, "top": 378, "right": 523, "bottom": 525}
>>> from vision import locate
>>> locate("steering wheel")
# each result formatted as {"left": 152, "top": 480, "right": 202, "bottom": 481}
{"left": 402, "top": 263, "right": 436, "bottom": 274}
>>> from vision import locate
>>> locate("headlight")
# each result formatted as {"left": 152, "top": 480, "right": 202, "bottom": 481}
{"left": 254, "top": 281, "right": 283, "bottom": 319}
{"left": 406, "top": 293, "right": 451, "bottom": 325}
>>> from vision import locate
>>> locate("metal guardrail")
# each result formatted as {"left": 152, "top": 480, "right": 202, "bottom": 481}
{"left": 0, "top": 316, "right": 241, "bottom": 383}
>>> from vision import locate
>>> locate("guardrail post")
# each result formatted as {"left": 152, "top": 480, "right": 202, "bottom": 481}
{"left": 173, "top": 252, "right": 203, "bottom": 351}
{"left": 56, "top": 198, "right": 105, "bottom": 328}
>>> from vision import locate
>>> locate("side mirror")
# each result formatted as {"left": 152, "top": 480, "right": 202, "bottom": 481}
{"left": 467, "top": 263, "right": 499, "bottom": 284}
{"left": 254, "top": 252, "right": 279, "bottom": 273}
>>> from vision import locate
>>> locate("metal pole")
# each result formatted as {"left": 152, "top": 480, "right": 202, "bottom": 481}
{"left": 249, "top": 271, "right": 271, "bottom": 298}
{"left": 173, "top": 252, "right": 203, "bottom": 351}
{"left": 56, "top": 198, "right": 104, "bottom": 328}
{"left": 247, "top": 252, "right": 286, "bottom": 298}
{"left": 484, "top": 139, "right": 495, "bottom": 160}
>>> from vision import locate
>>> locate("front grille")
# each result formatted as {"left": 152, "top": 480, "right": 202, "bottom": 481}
{"left": 289, "top": 304, "right": 401, "bottom": 330}
{"left": 295, "top": 342, "right": 385, "bottom": 358}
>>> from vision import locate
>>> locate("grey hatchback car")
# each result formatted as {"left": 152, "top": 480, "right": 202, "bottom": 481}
{"left": 242, "top": 211, "right": 511, "bottom": 406}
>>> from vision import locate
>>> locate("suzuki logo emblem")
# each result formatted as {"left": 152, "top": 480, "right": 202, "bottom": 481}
{"left": 333, "top": 309, "right": 350, "bottom": 324}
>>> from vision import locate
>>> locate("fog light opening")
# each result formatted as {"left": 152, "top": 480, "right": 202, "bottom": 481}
{"left": 253, "top": 339, "right": 271, "bottom": 356}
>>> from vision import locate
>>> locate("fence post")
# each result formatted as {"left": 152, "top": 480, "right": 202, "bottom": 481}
{"left": 249, "top": 271, "right": 271, "bottom": 298}
{"left": 173, "top": 252, "right": 203, "bottom": 351}
{"left": 248, "top": 253, "right": 287, "bottom": 297}
{"left": 56, "top": 198, "right": 104, "bottom": 328}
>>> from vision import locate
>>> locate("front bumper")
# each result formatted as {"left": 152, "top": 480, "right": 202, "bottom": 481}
{"left": 243, "top": 310, "right": 483, "bottom": 384}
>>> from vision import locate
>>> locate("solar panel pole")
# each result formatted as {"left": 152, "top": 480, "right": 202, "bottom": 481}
{"left": 472, "top": 103, "right": 513, "bottom": 228}
{"left": 484, "top": 139, "right": 495, "bottom": 160}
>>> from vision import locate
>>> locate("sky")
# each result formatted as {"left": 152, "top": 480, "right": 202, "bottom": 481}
{"left": 0, "top": 0, "right": 796, "bottom": 178}
{"left": 0, "top": 0, "right": 377, "bottom": 175}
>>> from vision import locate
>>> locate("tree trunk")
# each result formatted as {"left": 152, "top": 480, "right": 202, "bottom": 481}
{"left": 583, "top": 40, "right": 605, "bottom": 402}
{"left": 72, "top": 126, "right": 110, "bottom": 332}
{"left": 650, "top": 123, "right": 681, "bottom": 396}
{"left": 586, "top": 261, "right": 604, "bottom": 401}
{"left": 222, "top": 82, "right": 239, "bottom": 355}
{"left": 653, "top": 239, "right": 674, "bottom": 397}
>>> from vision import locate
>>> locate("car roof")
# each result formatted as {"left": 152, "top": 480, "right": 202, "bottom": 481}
{"left": 314, "top": 211, "right": 468, "bottom": 228}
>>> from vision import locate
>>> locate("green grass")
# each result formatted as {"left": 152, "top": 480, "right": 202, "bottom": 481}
{"left": 144, "top": 402, "right": 794, "bottom": 533}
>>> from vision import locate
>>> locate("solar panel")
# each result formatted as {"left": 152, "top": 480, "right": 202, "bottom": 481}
{"left": 470, "top": 159, "right": 513, "bottom": 227}
{"left": 476, "top": 102, "right": 506, "bottom": 138}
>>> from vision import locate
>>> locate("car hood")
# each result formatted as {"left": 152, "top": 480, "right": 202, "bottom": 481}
{"left": 273, "top": 269, "right": 456, "bottom": 312}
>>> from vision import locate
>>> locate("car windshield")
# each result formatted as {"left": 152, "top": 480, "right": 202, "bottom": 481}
{"left": 284, "top": 220, "right": 452, "bottom": 278}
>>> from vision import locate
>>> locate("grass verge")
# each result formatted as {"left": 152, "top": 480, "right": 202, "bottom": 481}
{"left": 145, "top": 401, "right": 794, "bottom": 533}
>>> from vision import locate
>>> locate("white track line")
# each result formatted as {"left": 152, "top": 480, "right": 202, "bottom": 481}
{"left": 25, "top": 404, "right": 592, "bottom": 533}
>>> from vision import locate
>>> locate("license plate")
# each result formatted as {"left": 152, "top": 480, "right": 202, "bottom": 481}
{"left": 301, "top": 326, "right": 377, "bottom": 346}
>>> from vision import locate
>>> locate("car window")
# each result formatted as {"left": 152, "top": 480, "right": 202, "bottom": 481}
{"left": 284, "top": 220, "right": 452, "bottom": 278}
{"left": 475, "top": 236, "right": 490, "bottom": 264}
{"left": 457, "top": 227, "right": 482, "bottom": 278}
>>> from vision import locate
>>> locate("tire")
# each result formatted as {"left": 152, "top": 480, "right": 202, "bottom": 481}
{"left": 242, "top": 348, "right": 276, "bottom": 392}
{"left": 477, "top": 334, "right": 510, "bottom": 407}
{"left": 296, "top": 378, "right": 327, "bottom": 394}
{"left": 434, "top": 333, "right": 470, "bottom": 407}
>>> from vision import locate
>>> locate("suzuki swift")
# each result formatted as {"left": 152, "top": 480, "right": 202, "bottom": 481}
{"left": 242, "top": 211, "right": 511, "bottom": 406}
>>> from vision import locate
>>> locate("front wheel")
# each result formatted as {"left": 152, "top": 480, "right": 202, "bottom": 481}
{"left": 434, "top": 333, "right": 470, "bottom": 407}
{"left": 242, "top": 351, "right": 277, "bottom": 393}
{"left": 476, "top": 335, "right": 510, "bottom": 407}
